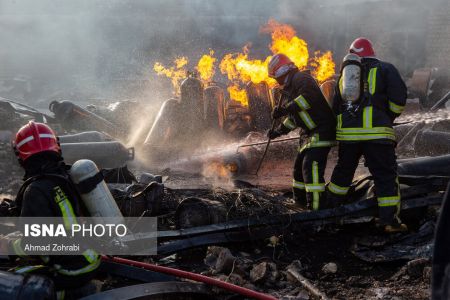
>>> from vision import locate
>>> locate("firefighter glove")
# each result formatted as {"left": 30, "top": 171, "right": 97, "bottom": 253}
{"left": 267, "top": 129, "right": 282, "bottom": 140}
{"left": 272, "top": 106, "right": 288, "bottom": 119}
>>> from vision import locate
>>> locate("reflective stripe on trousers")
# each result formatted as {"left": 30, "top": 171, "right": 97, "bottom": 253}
{"left": 305, "top": 161, "right": 325, "bottom": 210}
{"left": 293, "top": 179, "right": 305, "bottom": 190}
{"left": 327, "top": 182, "right": 349, "bottom": 196}
{"left": 378, "top": 177, "right": 401, "bottom": 207}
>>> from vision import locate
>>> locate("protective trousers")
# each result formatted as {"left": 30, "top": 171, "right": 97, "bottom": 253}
{"left": 13, "top": 265, "right": 97, "bottom": 299}
{"left": 328, "top": 142, "right": 401, "bottom": 225}
{"left": 292, "top": 147, "right": 331, "bottom": 210}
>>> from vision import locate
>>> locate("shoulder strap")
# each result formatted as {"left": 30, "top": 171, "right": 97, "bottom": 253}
{"left": 16, "top": 173, "right": 84, "bottom": 215}
{"left": 15, "top": 175, "right": 45, "bottom": 211}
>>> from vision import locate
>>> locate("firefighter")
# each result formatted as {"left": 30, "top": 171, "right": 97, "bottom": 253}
{"left": 267, "top": 54, "right": 336, "bottom": 210}
{"left": 0, "top": 121, "right": 100, "bottom": 298}
{"left": 327, "top": 37, "right": 408, "bottom": 233}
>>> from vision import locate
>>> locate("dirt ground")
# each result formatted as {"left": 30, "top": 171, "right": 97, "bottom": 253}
{"left": 0, "top": 142, "right": 434, "bottom": 300}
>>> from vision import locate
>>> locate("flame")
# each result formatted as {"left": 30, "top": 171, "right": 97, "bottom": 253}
{"left": 219, "top": 46, "right": 274, "bottom": 105}
{"left": 153, "top": 56, "right": 189, "bottom": 91}
{"left": 218, "top": 20, "right": 335, "bottom": 105}
{"left": 262, "top": 19, "right": 309, "bottom": 69}
{"left": 196, "top": 50, "right": 216, "bottom": 83}
{"left": 311, "top": 51, "right": 336, "bottom": 83}
{"left": 153, "top": 19, "right": 335, "bottom": 103}
{"left": 219, "top": 46, "right": 274, "bottom": 85}
{"left": 227, "top": 85, "right": 249, "bottom": 107}
{"left": 203, "top": 160, "right": 238, "bottom": 180}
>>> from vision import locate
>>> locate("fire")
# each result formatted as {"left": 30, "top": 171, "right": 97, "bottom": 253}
{"left": 262, "top": 19, "right": 309, "bottom": 69}
{"left": 311, "top": 51, "right": 336, "bottom": 83}
{"left": 219, "top": 46, "right": 274, "bottom": 85}
{"left": 203, "top": 160, "right": 238, "bottom": 180}
{"left": 219, "top": 46, "right": 274, "bottom": 105}
{"left": 227, "top": 85, "right": 249, "bottom": 107}
{"left": 153, "top": 19, "right": 335, "bottom": 103}
{"left": 196, "top": 50, "right": 216, "bottom": 83}
{"left": 218, "top": 20, "right": 335, "bottom": 104}
{"left": 153, "top": 56, "right": 189, "bottom": 91}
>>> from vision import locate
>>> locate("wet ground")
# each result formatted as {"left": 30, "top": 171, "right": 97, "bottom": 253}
{"left": 0, "top": 142, "right": 434, "bottom": 300}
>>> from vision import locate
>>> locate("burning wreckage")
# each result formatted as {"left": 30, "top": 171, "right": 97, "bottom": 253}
{"left": 0, "top": 19, "right": 449, "bottom": 300}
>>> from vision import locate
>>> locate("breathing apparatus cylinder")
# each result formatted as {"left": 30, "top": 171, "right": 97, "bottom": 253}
{"left": 341, "top": 53, "right": 362, "bottom": 109}
{"left": 70, "top": 159, "right": 124, "bottom": 224}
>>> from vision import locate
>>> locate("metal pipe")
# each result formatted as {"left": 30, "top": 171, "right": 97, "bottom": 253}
{"left": 430, "top": 90, "right": 450, "bottom": 111}
{"left": 414, "top": 130, "right": 450, "bottom": 156}
{"left": 49, "top": 100, "right": 120, "bottom": 137}
{"left": 58, "top": 131, "right": 111, "bottom": 143}
{"left": 398, "top": 154, "right": 450, "bottom": 177}
{"left": 61, "top": 142, "right": 134, "bottom": 168}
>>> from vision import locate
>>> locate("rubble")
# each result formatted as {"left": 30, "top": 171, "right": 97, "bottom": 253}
{"left": 286, "top": 266, "right": 330, "bottom": 300}
{"left": 406, "top": 258, "right": 430, "bottom": 279}
{"left": 0, "top": 42, "right": 447, "bottom": 300}
{"left": 321, "top": 263, "right": 338, "bottom": 274}
{"left": 49, "top": 100, "right": 122, "bottom": 138}
{"left": 204, "top": 246, "right": 236, "bottom": 274}
{"left": 249, "top": 262, "right": 278, "bottom": 283}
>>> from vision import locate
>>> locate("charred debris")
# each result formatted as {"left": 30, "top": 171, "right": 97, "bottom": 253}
{"left": 0, "top": 67, "right": 449, "bottom": 299}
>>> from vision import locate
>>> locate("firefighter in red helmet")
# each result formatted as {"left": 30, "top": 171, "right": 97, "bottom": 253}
{"left": 0, "top": 121, "right": 100, "bottom": 298}
{"left": 267, "top": 54, "right": 336, "bottom": 210}
{"left": 327, "top": 37, "right": 408, "bottom": 233}
{"left": 349, "top": 37, "right": 376, "bottom": 58}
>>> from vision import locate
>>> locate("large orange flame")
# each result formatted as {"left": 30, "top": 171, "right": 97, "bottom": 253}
{"left": 153, "top": 19, "right": 335, "bottom": 104}
{"left": 227, "top": 85, "right": 249, "bottom": 107}
{"left": 196, "top": 50, "right": 216, "bottom": 83}
{"left": 311, "top": 51, "right": 336, "bottom": 83}
{"left": 262, "top": 19, "right": 309, "bottom": 69}
{"left": 153, "top": 56, "right": 189, "bottom": 92}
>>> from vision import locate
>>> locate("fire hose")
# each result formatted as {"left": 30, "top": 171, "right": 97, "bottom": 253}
{"left": 101, "top": 256, "right": 278, "bottom": 300}
{"left": 253, "top": 90, "right": 285, "bottom": 176}
{"left": 237, "top": 122, "right": 411, "bottom": 151}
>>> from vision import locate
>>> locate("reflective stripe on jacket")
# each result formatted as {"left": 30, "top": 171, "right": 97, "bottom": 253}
{"left": 333, "top": 58, "right": 407, "bottom": 142}
{"left": 278, "top": 70, "right": 336, "bottom": 151}
{"left": 11, "top": 174, "right": 100, "bottom": 277}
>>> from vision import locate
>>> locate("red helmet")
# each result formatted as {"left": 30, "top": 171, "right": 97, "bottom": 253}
{"left": 268, "top": 54, "right": 296, "bottom": 79}
{"left": 13, "top": 121, "right": 60, "bottom": 163}
{"left": 349, "top": 37, "right": 376, "bottom": 58}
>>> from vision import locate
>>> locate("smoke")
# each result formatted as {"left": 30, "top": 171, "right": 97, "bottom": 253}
{"left": 277, "top": 0, "right": 437, "bottom": 75}
{"left": 0, "top": 0, "right": 439, "bottom": 106}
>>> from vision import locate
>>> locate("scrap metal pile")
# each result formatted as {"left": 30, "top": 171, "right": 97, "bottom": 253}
{"left": 0, "top": 26, "right": 449, "bottom": 298}
{"left": 0, "top": 85, "right": 448, "bottom": 299}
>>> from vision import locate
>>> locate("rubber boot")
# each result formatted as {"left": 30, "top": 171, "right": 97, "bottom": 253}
{"left": 293, "top": 188, "right": 308, "bottom": 210}
{"left": 379, "top": 206, "right": 408, "bottom": 233}
{"left": 325, "top": 187, "right": 342, "bottom": 209}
